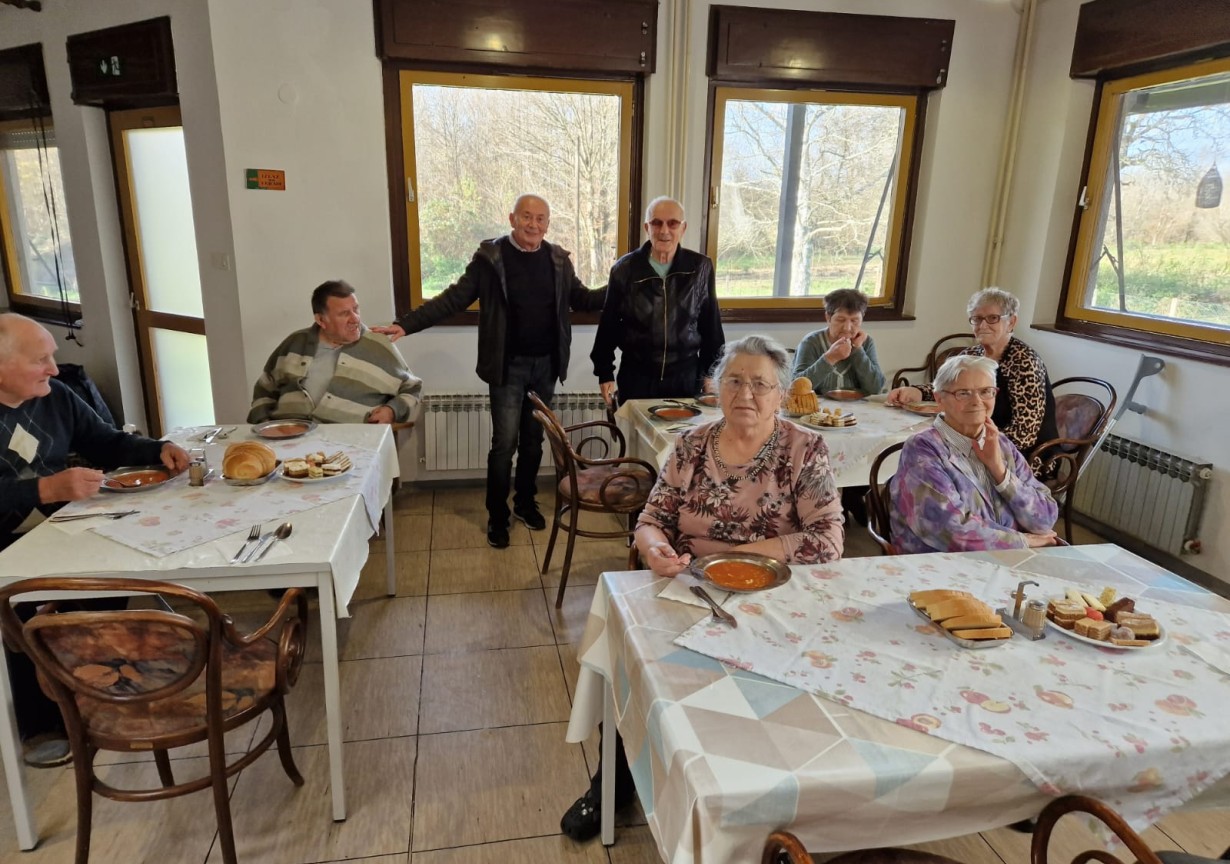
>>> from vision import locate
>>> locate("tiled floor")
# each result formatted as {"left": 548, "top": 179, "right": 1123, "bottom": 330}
{"left": 2, "top": 485, "right": 1227, "bottom": 863}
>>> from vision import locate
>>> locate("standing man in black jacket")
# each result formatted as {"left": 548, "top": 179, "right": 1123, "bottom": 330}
{"left": 374, "top": 195, "right": 605, "bottom": 548}
{"left": 591, "top": 196, "right": 724, "bottom": 406}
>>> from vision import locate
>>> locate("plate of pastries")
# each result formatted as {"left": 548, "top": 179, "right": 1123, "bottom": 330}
{"left": 800, "top": 407, "right": 858, "bottom": 429}
{"left": 281, "top": 450, "right": 353, "bottom": 482}
{"left": 908, "top": 589, "right": 1012, "bottom": 648}
{"left": 221, "top": 442, "right": 280, "bottom": 486}
{"left": 1045, "top": 587, "right": 1164, "bottom": 649}
{"left": 783, "top": 378, "right": 819, "bottom": 417}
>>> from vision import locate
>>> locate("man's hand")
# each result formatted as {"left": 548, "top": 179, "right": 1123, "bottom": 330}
{"left": 824, "top": 338, "right": 853, "bottom": 363}
{"left": 851, "top": 330, "right": 868, "bottom": 349}
{"left": 160, "top": 442, "right": 191, "bottom": 474}
{"left": 370, "top": 324, "right": 406, "bottom": 340}
{"left": 38, "top": 468, "right": 104, "bottom": 504}
{"left": 366, "top": 405, "right": 395, "bottom": 424}
{"left": 886, "top": 386, "right": 923, "bottom": 406}
{"left": 599, "top": 381, "right": 617, "bottom": 406}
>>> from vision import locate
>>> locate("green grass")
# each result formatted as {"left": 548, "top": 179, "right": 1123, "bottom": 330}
{"left": 1091, "top": 243, "right": 1230, "bottom": 326}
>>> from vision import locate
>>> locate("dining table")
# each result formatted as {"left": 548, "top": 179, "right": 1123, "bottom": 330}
{"left": 615, "top": 396, "right": 932, "bottom": 487}
{"left": 0, "top": 422, "right": 400, "bottom": 851}
{"left": 566, "top": 544, "right": 1230, "bottom": 864}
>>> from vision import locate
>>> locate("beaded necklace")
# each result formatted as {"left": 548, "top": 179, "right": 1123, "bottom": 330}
{"left": 710, "top": 419, "right": 779, "bottom": 481}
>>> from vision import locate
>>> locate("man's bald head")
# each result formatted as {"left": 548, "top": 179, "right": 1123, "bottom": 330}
{"left": 508, "top": 194, "right": 551, "bottom": 252}
{"left": 0, "top": 313, "right": 42, "bottom": 361}
{"left": 0, "top": 313, "right": 59, "bottom": 407}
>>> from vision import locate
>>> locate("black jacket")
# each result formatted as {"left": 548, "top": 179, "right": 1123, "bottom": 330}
{"left": 395, "top": 237, "right": 605, "bottom": 386}
{"left": 591, "top": 242, "right": 724, "bottom": 384}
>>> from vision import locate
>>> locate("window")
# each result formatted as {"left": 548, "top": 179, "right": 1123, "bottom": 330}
{"left": 397, "top": 72, "right": 634, "bottom": 307}
{"left": 1063, "top": 57, "right": 1230, "bottom": 355}
{"left": 0, "top": 120, "right": 79, "bottom": 316}
{"left": 706, "top": 87, "right": 919, "bottom": 313}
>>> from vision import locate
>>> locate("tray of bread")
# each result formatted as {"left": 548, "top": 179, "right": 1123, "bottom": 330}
{"left": 1044, "top": 587, "right": 1165, "bottom": 650}
{"left": 221, "top": 442, "right": 280, "bottom": 486}
{"left": 908, "top": 589, "right": 1013, "bottom": 648}
{"left": 799, "top": 407, "right": 858, "bottom": 429}
{"left": 784, "top": 378, "right": 819, "bottom": 417}
{"left": 280, "top": 450, "right": 352, "bottom": 482}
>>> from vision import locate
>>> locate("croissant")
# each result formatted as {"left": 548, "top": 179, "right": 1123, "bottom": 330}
{"left": 223, "top": 442, "right": 277, "bottom": 479}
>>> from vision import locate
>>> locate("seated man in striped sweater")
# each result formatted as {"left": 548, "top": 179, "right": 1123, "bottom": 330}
{"left": 248, "top": 280, "right": 423, "bottom": 425}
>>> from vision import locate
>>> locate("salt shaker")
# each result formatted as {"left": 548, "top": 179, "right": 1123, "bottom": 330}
{"left": 1023, "top": 599, "right": 1046, "bottom": 633}
{"left": 188, "top": 460, "right": 207, "bottom": 486}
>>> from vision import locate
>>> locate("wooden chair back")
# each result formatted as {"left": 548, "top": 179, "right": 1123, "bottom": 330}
{"left": 866, "top": 441, "right": 906, "bottom": 555}
{"left": 891, "top": 333, "right": 974, "bottom": 389}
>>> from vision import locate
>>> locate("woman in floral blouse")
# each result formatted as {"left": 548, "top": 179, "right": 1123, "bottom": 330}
{"left": 562, "top": 335, "right": 843, "bottom": 842}
{"left": 889, "top": 354, "right": 1059, "bottom": 554}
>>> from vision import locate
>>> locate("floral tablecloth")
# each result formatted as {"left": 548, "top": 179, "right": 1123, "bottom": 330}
{"left": 566, "top": 544, "right": 1230, "bottom": 864}
{"left": 674, "top": 550, "right": 1230, "bottom": 837}
{"left": 53, "top": 433, "right": 386, "bottom": 558}
{"left": 618, "top": 397, "right": 928, "bottom": 487}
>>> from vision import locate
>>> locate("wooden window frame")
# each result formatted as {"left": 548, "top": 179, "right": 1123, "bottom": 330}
{"left": 702, "top": 84, "right": 924, "bottom": 323}
{"left": 384, "top": 67, "right": 641, "bottom": 325}
{"left": 1056, "top": 55, "right": 1230, "bottom": 366}
{"left": 0, "top": 118, "right": 82, "bottom": 321}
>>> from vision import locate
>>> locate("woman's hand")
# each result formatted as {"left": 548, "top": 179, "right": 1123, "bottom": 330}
{"left": 886, "top": 386, "right": 922, "bottom": 406}
{"left": 971, "top": 419, "right": 1008, "bottom": 485}
{"left": 824, "top": 338, "right": 853, "bottom": 363}
{"left": 643, "top": 541, "right": 692, "bottom": 578}
{"left": 1025, "top": 531, "right": 1058, "bottom": 547}
{"left": 851, "top": 330, "right": 868, "bottom": 349}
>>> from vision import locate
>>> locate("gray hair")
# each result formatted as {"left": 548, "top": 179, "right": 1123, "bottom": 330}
{"left": 967, "top": 287, "right": 1019, "bottom": 319}
{"left": 711, "top": 335, "right": 792, "bottom": 392}
{"left": 512, "top": 193, "right": 550, "bottom": 216}
{"left": 934, "top": 354, "right": 998, "bottom": 392}
{"left": 643, "top": 195, "right": 686, "bottom": 223}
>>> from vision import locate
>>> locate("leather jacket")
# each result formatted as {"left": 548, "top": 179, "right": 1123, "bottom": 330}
{"left": 395, "top": 237, "right": 604, "bottom": 386}
{"left": 590, "top": 242, "right": 724, "bottom": 383}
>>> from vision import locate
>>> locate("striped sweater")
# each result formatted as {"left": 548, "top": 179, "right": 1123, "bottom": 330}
{"left": 248, "top": 325, "right": 423, "bottom": 424}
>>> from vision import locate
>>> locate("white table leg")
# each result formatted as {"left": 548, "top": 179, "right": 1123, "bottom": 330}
{"left": 0, "top": 651, "right": 37, "bottom": 849}
{"left": 383, "top": 498, "right": 397, "bottom": 597}
{"left": 316, "top": 571, "right": 347, "bottom": 821}
{"left": 601, "top": 685, "right": 616, "bottom": 846}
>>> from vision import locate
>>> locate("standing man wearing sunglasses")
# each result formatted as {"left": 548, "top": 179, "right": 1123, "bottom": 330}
{"left": 591, "top": 196, "right": 724, "bottom": 406}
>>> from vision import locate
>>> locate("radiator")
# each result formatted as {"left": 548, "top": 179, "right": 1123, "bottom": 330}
{"left": 421, "top": 392, "right": 611, "bottom": 473}
{"left": 1072, "top": 434, "right": 1213, "bottom": 556}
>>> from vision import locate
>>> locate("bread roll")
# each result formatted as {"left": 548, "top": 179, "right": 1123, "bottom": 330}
{"left": 789, "top": 377, "right": 813, "bottom": 395}
{"left": 785, "top": 378, "right": 819, "bottom": 415}
{"left": 223, "top": 442, "right": 277, "bottom": 479}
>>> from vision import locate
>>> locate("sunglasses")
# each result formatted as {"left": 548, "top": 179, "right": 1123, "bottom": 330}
{"left": 648, "top": 218, "right": 683, "bottom": 229}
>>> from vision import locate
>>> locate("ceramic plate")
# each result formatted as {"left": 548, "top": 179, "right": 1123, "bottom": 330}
{"left": 908, "top": 599, "right": 1011, "bottom": 649}
{"left": 222, "top": 461, "right": 283, "bottom": 487}
{"left": 1045, "top": 617, "right": 1166, "bottom": 651}
{"left": 798, "top": 413, "right": 858, "bottom": 431}
{"left": 691, "top": 552, "right": 791, "bottom": 593}
{"left": 694, "top": 393, "right": 719, "bottom": 408}
{"left": 903, "top": 401, "right": 942, "bottom": 416}
{"left": 647, "top": 404, "right": 702, "bottom": 422}
{"left": 825, "top": 389, "right": 866, "bottom": 401}
{"left": 251, "top": 419, "right": 318, "bottom": 440}
{"left": 101, "top": 466, "right": 173, "bottom": 492}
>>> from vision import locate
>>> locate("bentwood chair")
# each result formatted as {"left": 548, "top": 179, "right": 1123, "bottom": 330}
{"left": 865, "top": 441, "right": 906, "bottom": 555}
{"left": 1028, "top": 377, "right": 1117, "bottom": 543}
{"left": 529, "top": 391, "right": 657, "bottom": 608}
{"left": 0, "top": 578, "right": 309, "bottom": 864}
{"left": 763, "top": 794, "right": 1194, "bottom": 864}
{"left": 891, "top": 333, "right": 975, "bottom": 389}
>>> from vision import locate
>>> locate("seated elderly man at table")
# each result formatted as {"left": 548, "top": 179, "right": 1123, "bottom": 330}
{"left": 248, "top": 279, "right": 422, "bottom": 425}
{"left": 561, "top": 334, "right": 845, "bottom": 842}
{"left": 0, "top": 312, "right": 190, "bottom": 766}
{"left": 889, "top": 354, "right": 1058, "bottom": 554}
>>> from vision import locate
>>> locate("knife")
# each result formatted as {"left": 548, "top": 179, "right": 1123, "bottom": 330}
{"left": 201, "top": 427, "right": 224, "bottom": 444}
{"left": 241, "top": 531, "right": 275, "bottom": 563}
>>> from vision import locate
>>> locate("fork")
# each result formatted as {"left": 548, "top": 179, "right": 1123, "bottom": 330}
{"left": 230, "top": 523, "right": 262, "bottom": 563}
{"left": 48, "top": 510, "right": 139, "bottom": 522}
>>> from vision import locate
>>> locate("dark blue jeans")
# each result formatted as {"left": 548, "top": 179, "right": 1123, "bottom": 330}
{"left": 486, "top": 355, "right": 556, "bottom": 526}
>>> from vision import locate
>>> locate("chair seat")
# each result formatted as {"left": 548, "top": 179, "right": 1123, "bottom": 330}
{"left": 558, "top": 465, "right": 654, "bottom": 508}
{"left": 75, "top": 638, "right": 277, "bottom": 742}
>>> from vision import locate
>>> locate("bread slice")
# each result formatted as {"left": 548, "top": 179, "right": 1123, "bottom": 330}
{"left": 909, "top": 589, "right": 974, "bottom": 609}
{"left": 941, "top": 613, "right": 1002, "bottom": 631}
{"left": 951, "top": 626, "right": 1012, "bottom": 640}
{"left": 926, "top": 598, "right": 992, "bottom": 622}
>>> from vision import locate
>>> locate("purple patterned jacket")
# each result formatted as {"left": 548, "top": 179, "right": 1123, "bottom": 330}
{"left": 888, "top": 424, "right": 1058, "bottom": 554}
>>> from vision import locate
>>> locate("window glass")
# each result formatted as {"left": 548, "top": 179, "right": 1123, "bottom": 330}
{"left": 1064, "top": 58, "right": 1230, "bottom": 348}
{"left": 707, "top": 88, "right": 917, "bottom": 310}
{"left": 401, "top": 73, "right": 633, "bottom": 304}
{"left": 0, "top": 130, "right": 79, "bottom": 307}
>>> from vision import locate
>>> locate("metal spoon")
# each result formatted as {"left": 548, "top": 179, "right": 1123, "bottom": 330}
{"left": 253, "top": 521, "right": 293, "bottom": 562}
{"left": 690, "top": 585, "right": 738, "bottom": 628}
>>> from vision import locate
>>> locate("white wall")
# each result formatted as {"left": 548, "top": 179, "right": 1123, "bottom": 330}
{"left": 997, "top": 0, "right": 1229, "bottom": 577}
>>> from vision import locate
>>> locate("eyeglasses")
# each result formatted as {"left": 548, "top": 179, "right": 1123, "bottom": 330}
{"left": 720, "top": 377, "right": 779, "bottom": 396}
{"left": 648, "top": 218, "right": 682, "bottom": 230}
{"left": 968, "top": 314, "right": 1005, "bottom": 326}
{"left": 939, "top": 386, "right": 999, "bottom": 401}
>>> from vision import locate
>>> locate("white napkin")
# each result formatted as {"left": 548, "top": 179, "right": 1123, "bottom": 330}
{"left": 1180, "top": 641, "right": 1230, "bottom": 677}
{"left": 657, "top": 568, "right": 733, "bottom": 609}
{"left": 211, "top": 533, "right": 295, "bottom": 566}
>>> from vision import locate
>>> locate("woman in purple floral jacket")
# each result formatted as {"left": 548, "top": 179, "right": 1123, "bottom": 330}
{"left": 889, "top": 354, "right": 1059, "bottom": 554}
{"left": 562, "top": 334, "right": 844, "bottom": 843}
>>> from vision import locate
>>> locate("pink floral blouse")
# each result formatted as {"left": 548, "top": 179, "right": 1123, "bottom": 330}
{"left": 637, "top": 419, "right": 844, "bottom": 564}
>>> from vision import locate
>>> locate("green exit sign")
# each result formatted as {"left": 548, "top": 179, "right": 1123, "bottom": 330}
{"left": 97, "top": 56, "right": 122, "bottom": 77}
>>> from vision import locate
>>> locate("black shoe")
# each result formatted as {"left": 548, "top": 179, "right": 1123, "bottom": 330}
{"left": 561, "top": 790, "right": 601, "bottom": 842}
{"left": 513, "top": 503, "right": 546, "bottom": 531}
{"left": 487, "top": 522, "right": 510, "bottom": 548}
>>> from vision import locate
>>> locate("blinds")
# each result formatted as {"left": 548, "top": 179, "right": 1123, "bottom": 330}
{"left": 0, "top": 124, "right": 55, "bottom": 150}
